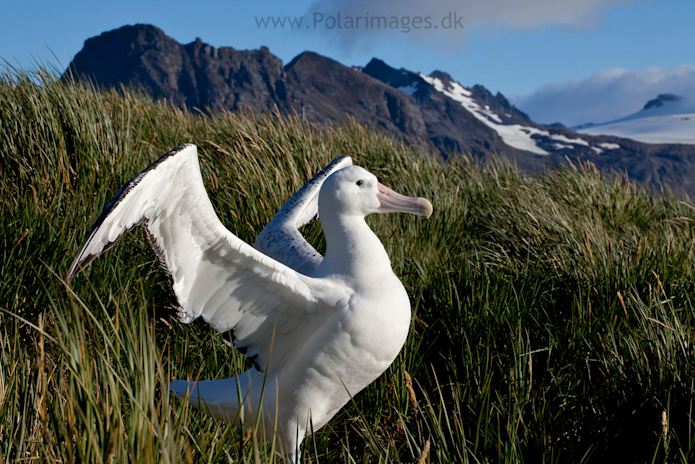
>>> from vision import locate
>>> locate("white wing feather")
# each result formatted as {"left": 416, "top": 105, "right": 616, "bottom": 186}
{"left": 69, "top": 144, "right": 351, "bottom": 372}
{"left": 254, "top": 155, "right": 352, "bottom": 275}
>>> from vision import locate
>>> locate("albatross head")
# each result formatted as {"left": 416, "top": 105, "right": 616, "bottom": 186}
{"left": 319, "top": 166, "right": 433, "bottom": 219}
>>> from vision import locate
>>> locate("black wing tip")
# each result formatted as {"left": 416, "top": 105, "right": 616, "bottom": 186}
{"left": 152, "top": 143, "right": 196, "bottom": 165}
{"left": 67, "top": 255, "right": 90, "bottom": 282}
{"left": 68, "top": 143, "right": 197, "bottom": 281}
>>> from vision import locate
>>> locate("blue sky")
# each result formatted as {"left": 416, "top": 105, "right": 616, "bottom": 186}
{"left": 2, "top": 0, "right": 692, "bottom": 125}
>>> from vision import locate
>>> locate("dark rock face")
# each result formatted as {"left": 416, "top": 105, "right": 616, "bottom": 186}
{"left": 362, "top": 58, "right": 431, "bottom": 98}
{"left": 67, "top": 25, "right": 287, "bottom": 112}
{"left": 66, "top": 24, "right": 695, "bottom": 196}
{"left": 644, "top": 94, "right": 683, "bottom": 110}
{"left": 284, "top": 53, "right": 427, "bottom": 138}
{"left": 181, "top": 40, "right": 288, "bottom": 111}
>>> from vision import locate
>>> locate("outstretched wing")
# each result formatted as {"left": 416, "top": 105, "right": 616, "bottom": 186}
{"left": 69, "top": 144, "right": 351, "bottom": 372}
{"left": 254, "top": 156, "right": 352, "bottom": 275}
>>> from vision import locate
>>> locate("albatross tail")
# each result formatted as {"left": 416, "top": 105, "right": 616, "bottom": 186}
{"left": 169, "top": 371, "right": 300, "bottom": 461}
{"left": 169, "top": 369, "right": 268, "bottom": 424}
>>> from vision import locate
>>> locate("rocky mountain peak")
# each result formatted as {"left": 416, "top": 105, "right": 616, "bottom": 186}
{"left": 469, "top": 84, "right": 532, "bottom": 124}
{"left": 285, "top": 51, "right": 336, "bottom": 71}
{"left": 644, "top": 93, "right": 683, "bottom": 110}
{"left": 428, "top": 70, "right": 455, "bottom": 87}
{"left": 362, "top": 58, "right": 430, "bottom": 97}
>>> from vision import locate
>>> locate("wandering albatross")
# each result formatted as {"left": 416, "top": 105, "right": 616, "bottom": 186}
{"left": 67, "top": 144, "right": 433, "bottom": 461}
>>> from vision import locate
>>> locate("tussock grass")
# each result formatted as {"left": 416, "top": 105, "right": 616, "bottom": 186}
{"left": 2, "top": 66, "right": 695, "bottom": 462}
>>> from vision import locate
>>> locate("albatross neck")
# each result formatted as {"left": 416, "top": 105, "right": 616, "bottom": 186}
{"left": 319, "top": 212, "right": 391, "bottom": 277}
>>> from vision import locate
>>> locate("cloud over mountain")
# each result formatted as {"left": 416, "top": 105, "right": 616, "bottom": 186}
{"left": 510, "top": 64, "right": 695, "bottom": 127}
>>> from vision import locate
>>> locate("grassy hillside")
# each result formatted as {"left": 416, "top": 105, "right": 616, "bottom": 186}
{"left": 2, "top": 67, "right": 695, "bottom": 463}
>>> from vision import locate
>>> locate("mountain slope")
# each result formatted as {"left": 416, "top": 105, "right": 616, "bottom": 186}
{"left": 284, "top": 52, "right": 427, "bottom": 139}
{"left": 576, "top": 94, "right": 695, "bottom": 144}
{"left": 65, "top": 24, "right": 695, "bottom": 196}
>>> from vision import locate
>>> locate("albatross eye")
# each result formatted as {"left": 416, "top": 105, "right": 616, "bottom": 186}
{"left": 356, "top": 180, "right": 363, "bottom": 186}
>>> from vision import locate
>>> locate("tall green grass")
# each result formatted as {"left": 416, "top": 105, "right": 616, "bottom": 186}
{"left": 2, "top": 65, "right": 695, "bottom": 462}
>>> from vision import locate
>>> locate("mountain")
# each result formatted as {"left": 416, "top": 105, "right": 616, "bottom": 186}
{"left": 66, "top": 25, "right": 288, "bottom": 111}
{"left": 65, "top": 24, "right": 695, "bottom": 196}
{"left": 66, "top": 25, "right": 430, "bottom": 142}
{"left": 644, "top": 93, "right": 683, "bottom": 111}
{"left": 575, "top": 94, "right": 695, "bottom": 145}
{"left": 284, "top": 52, "right": 428, "bottom": 139}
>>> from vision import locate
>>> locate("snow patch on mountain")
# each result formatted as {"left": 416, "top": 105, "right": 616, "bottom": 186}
{"left": 576, "top": 94, "right": 695, "bottom": 145}
{"left": 590, "top": 142, "right": 620, "bottom": 154}
{"left": 580, "top": 114, "right": 695, "bottom": 144}
{"left": 397, "top": 83, "right": 418, "bottom": 96}
{"left": 421, "top": 74, "right": 550, "bottom": 155}
{"left": 550, "top": 134, "right": 589, "bottom": 146}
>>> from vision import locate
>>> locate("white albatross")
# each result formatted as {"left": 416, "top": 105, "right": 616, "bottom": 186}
{"left": 67, "top": 144, "right": 433, "bottom": 461}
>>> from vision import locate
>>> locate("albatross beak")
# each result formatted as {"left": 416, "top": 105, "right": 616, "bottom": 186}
{"left": 377, "top": 182, "right": 433, "bottom": 218}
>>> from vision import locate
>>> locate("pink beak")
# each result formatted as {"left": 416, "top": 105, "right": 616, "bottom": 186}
{"left": 377, "top": 182, "right": 433, "bottom": 218}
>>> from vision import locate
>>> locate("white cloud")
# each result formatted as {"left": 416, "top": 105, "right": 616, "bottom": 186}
{"left": 305, "top": 0, "right": 638, "bottom": 48}
{"left": 510, "top": 64, "right": 695, "bottom": 126}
